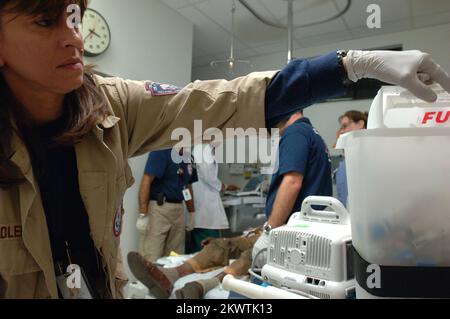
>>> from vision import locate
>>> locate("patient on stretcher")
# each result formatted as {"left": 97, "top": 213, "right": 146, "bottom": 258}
{"left": 128, "top": 228, "right": 262, "bottom": 299}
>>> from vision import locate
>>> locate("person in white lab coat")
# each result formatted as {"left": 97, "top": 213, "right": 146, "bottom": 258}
{"left": 188, "top": 144, "right": 239, "bottom": 252}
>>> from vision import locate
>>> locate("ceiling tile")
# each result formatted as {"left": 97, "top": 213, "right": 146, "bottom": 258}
{"left": 161, "top": 0, "right": 208, "bottom": 10}
{"left": 253, "top": 0, "right": 279, "bottom": 20}
{"left": 294, "top": 18, "right": 347, "bottom": 39}
{"left": 349, "top": 18, "right": 411, "bottom": 40}
{"left": 235, "top": 17, "right": 287, "bottom": 45}
{"left": 411, "top": 0, "right": 450, "bottom": 17}
{"left": 413, "top": 10, "right": 450, "bottom": 28}
{"left": 161, "top": 0, "right": 191, "bottom": 10}
{"left": 283, "top": 0, "right": 341, "bottom": 26}
{"left": 195, "top": 0, "right": 252, "bottom": 33}
{"left": 300, "top": 29, "right": 353, "bottom": 47}
{"left": 194, "top": 24, "right": 249, "bottom": 55}
{"left": 178, "top": 5, "right": 216, "bottom": 27}
{"left": 252, "top": 40, "right": 289, "bottom": 56}
{"left": 194, "top": 26, "right": 231, "bottom": 54}
{"left": 194, "top": 0, "right": 285, "bottom": 47}
{"left": 257, "top": 0, "right": 291, "bottom": 20}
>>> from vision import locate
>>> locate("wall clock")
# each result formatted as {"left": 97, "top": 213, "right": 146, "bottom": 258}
{"left": 81, "top": 8, "right": 111, "bottom": 57}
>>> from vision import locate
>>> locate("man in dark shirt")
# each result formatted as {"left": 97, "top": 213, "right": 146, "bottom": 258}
{"left": 264, "top": 110, "right": 332, "bottom": 229}
{"left": 137, "top": 149, "right": 197, "bottom": 262}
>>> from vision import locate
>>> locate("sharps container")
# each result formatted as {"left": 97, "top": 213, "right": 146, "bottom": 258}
{"left": 336, "top": 85, "right": 450, "bottom": 299}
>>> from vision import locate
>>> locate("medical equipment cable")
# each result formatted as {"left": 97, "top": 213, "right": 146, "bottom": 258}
{"left": 249, "top": 247, "right": 266, "bottom": 281}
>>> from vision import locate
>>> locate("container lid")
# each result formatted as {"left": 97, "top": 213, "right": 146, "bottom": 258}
{"left": 367, "top": 84, "right": 450, "bottom": 129}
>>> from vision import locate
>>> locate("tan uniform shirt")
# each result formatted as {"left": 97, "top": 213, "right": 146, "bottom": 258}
{"left": 0, "top": 71, "right": 276, "bottom": 299}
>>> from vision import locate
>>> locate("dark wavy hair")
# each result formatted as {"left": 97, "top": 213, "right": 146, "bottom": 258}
{"left": 0, "top": 0, "right": 110, "bottom": 189}
{"left": 342, "top": 110, "right": 368, "bottom": 129}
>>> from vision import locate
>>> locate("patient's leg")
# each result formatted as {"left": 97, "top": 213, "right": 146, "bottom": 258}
{"left": 224, "top": 248, "right": 253, "bottom": 276}
{"left": 127, "top": 252, "right": 185, "bottom": 299}
{"left": 127, "top": 234, "right": 259, "bottom": 299}
{"left": 174, "top": 247, "right": 254, "bottom": 299}
{"left": 127, "top": 237, "right": 230, "bottom": 298}
{"left": 174, "top": 274, "right": 224, "bottom": 299}
{"left": 186, "top": 234, "right": 259, "bottom": 272}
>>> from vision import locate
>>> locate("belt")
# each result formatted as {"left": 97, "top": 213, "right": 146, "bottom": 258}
{"left": 150, "top": 195, "right": 182, "bottom": 204}
{"left": 164, "top": 198, "right": 182, "bottom": 204}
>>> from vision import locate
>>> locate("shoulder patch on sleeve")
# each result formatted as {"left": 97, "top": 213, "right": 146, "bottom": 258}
{"left": 145, "top": 82, "right": 181, "bottom": 96}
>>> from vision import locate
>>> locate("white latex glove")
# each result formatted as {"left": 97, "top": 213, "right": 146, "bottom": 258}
{"left": 346, "top": 50, "right": 450, "bottom": 102}
{"left": 136, "top": 214, "right": 149, "bottom": 235}
{"left": 252, "top": 232, "right": 271, "bottom": 269}
{"left": 186, "top": 212, "right": 195, "bottom": 231}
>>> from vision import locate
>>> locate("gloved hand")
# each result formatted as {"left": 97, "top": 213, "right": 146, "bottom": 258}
{"left": 136, "top": 214, "right": 149, "bottom": 235}
{"left": 345, "top": 50, "right": 450, "bottom": 102}
{"left": 186, "top": 212, "right": 195, "bottom": 232}
{"left": 252, "top": 232, "right": 271, "bottom": 269}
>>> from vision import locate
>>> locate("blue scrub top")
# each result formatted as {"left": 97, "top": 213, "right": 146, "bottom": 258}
{"left": 265, "top": 118, "right": 332, "bottom": 218}
{"left": 144, "top": 149, "right": 198, "bottom": 202}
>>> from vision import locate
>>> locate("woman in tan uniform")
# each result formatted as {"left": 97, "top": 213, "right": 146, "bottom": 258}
{"left": 0, "top": 0, "right": 449, "bottom": 299}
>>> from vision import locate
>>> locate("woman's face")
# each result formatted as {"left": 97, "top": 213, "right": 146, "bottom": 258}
{"left": 340, "top": 116, "right": 364, "bottom": 134}
{"left": 0, "top": 4, "right": 84, "bottom": 94}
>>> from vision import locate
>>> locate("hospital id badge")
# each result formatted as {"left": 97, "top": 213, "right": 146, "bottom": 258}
{"left": 182, "top": 188, "right": 192, "bottom": 201}
{"left": 56, "top": 264, "right": 94, "bottom": 299}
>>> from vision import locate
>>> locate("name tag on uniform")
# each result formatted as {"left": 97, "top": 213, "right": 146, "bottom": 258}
{"left": 0, "top": 224, "right": 22, "bottom": 241}
{"left": 182, "top": 189, "right": 192, "bottom": 201}
{"left": 56, "top": 264, "right": 93, "bottom": 299}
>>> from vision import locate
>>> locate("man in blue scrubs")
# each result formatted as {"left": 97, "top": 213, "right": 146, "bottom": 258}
{"left": 263, "top": 111, "right": 332, "bottom": 230}
{"left": 137, "top": 148, "right": 198, "bottom": 262}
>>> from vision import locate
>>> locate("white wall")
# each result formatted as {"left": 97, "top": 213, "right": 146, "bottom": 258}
{"left": 86, "top": 0, "right": 193, "bottom": 280}
{"left": 193, "top": 23, "right": 450, "bottom": 155}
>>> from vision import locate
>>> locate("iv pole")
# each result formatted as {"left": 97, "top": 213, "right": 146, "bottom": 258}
{"left": 210, "top": 0, "right": 251, "bottom": 73}
{"left": 287, "top": 0, "right": 294, "bottom": 63}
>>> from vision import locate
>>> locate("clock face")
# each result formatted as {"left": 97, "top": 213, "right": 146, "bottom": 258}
{"left": 81, "top": 9, "right": 111, "bottom": 57}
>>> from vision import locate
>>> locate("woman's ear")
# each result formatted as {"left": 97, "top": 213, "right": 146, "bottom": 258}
{"left": 357, "top": 120, "right": 365, "bottom": 129}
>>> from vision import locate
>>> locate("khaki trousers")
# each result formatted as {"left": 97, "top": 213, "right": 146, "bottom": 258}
{"left": 139, "top": 201, "right": 185, "bottom": 262}
{"left": 186, "top": 230, "right": 262, "bottom": 276}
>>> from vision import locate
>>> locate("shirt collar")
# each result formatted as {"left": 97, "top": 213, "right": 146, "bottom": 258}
{"left": 294, "top": 117, "right": 312, "bottom": 126}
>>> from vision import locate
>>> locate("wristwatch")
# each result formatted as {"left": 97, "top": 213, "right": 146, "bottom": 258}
{"left": 263, "top": 222, "right": 272, "bottom": 234}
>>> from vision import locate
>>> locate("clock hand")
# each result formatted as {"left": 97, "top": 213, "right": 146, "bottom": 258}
{"left": 83, "top": 30, "right": 94, "bottom": 42}
{"left": 89, "top": 29, "right": 101, "bottom": 38}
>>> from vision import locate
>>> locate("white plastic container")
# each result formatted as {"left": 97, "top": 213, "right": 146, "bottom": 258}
{"left": 336, "top": 85, "right": 450, "bottom": 298}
